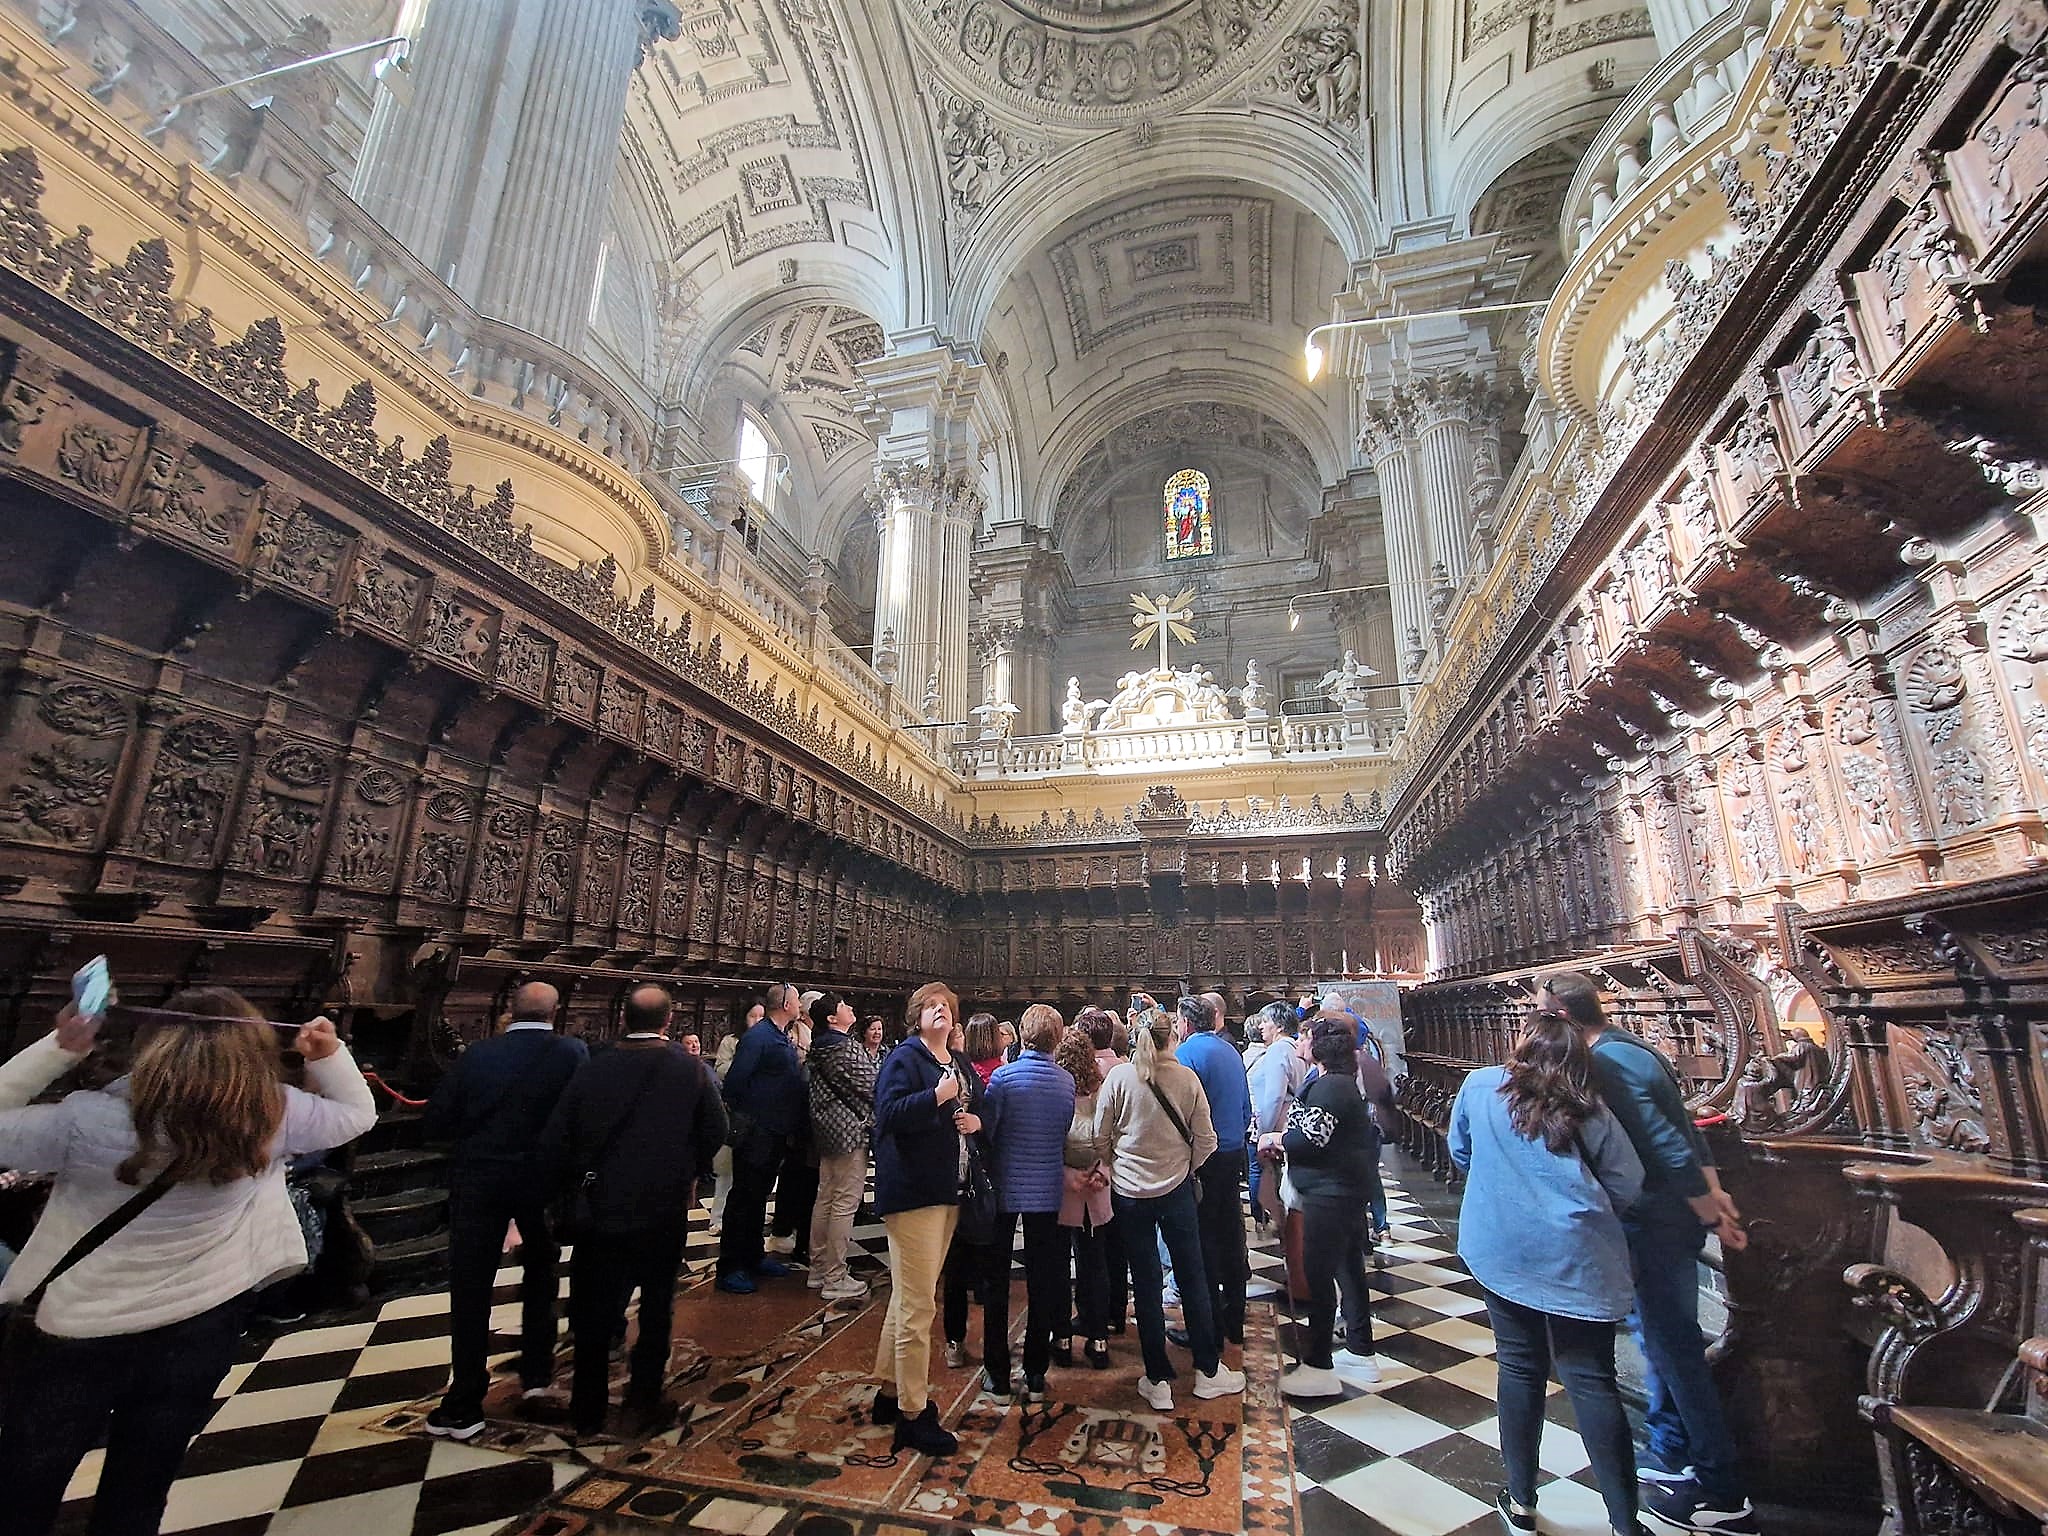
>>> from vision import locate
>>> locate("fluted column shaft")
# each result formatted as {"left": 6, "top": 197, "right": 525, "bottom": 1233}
{"left": 1363, "top": 408, "right": 1432, "bottom": 683}
{"left": 353, "top": 0, "right": 656, "bottom": 351}
{"left": 1415, "top": 394, "right": 1476, "bottom": 589}
{"left": 1647, "top": 0, "right": 1724, "bottom": 53}
{"left": 937, "top": 505, "right": 974, "bottom": 721}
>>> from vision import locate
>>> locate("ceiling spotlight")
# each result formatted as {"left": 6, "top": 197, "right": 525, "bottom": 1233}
{"left": 1301, "top": 299, "right": 1550, "bottom": 383}
{"left": 1303, "top": 339, "right": 1326, "bottom": 383}
{"left": 1288, "top": 605, "right": 1301, "bottom": 631}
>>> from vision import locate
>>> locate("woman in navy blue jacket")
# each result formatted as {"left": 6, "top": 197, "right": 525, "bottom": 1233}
{"left": 980, "top": 1004, "right": 1076, "bottom": 1396}
{"left": 868, "top": 982, "right": 978, "bottom": 1458}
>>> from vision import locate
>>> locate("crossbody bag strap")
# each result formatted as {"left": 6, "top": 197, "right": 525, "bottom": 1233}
{"left": 22, "top": 1167, "right": 177, "bottom": 1311}
{"left": 1145, "top": 1078, "right": 1200, "bottom": 1184}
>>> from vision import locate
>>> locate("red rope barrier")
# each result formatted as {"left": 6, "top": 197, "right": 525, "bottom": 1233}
{"left": 362, "top": 1068, "right": 428, "bottom": 1109}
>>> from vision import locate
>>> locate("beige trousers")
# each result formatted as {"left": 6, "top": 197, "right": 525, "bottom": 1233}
{"left": 874, "top": 1202, "right": 959, "bottom": 1414}
{"left": 809, "top": 1148, "right": 868, "bottom": 1289}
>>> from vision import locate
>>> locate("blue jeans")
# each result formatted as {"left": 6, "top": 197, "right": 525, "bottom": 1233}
{"left": 1483, "top": 1287, "right": 1637, "bottom": 1533}
{"left": 1627, "top": 1210, "right": 1744, "bottom": 1505}
{"left": 1114, "top": 1183, "right": 1219, "bottom": 1381}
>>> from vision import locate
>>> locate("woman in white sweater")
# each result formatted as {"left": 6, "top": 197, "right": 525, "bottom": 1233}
{"left": 0, "top": 987, "right": 377, "bottom": 1536}
{"left": 1091, "top": 999, "right": 1245, "bottom": 1413}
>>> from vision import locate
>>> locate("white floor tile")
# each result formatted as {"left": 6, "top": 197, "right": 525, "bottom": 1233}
{"left": 1307, "top": 1392, "right": 1459, "bottom": 1456}
{"left": 350, "top": 1335, "right": 453, "bottom": 1375}
{"left": 264, "top": 1322, "right": 377, "bottom": 1360}
{"left": 1464, "top": 1414, "right": 1595, "bottom": 1476}
{"left": 1320, "top": 1459, "right": 1491, "bottom": 1536}
{"left": 206, "top": 1380, "right": 345, "bottom": 1433}
{"left": 1410, "top": 1316, "right": 1498, "bottom": 1354}
{"left": 158, "top": 1462, "right": 302, "bottom": 1532}
{"left": 264, "top": 1483, "right": 422, "bottom": 1536}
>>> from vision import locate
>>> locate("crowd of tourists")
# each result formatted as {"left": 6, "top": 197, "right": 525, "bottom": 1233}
{"left": 0, "top": 970, "right": 1753, "bottom": 1536}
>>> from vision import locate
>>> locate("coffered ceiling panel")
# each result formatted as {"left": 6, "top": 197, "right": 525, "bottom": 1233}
{"left": 1047, "top": 195, "right": 1274, "bottom": 354}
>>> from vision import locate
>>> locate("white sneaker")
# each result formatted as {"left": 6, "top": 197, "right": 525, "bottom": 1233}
{"left": 765, "top": 1234, "right": 796, "bottom": 1256}
{"left": 1332, "top": 1348, "right": 1383, "bottom": 1384}
{"left": 1281, "top": 1364, "right": 1344, "bottom": 1398}
{"left": 807, "top": 1271, "right": 826, "bottom": 1288}
{"left": 1162, "top": 1285, "right": 1181, "bottom": 1308}
{"left": 1138, "top": 1376, "right": 1174, "bottom": 1412}
{"left": 1245, "top": 1278, "right": 1283, "bottom": 1299}
{"left": 705, "top": 1217, "right": 722, "bottom": 1235}
{"left": 1193, "top": 1365, "right": 1245, "bottom": 1399}
{"left": 821, "top": 1278, "right": 870, "bottom": 1301}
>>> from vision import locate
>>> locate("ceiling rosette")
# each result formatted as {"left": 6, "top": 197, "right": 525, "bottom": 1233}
{"left": 908, "top": 0, "right": 1301, "bottom": 124}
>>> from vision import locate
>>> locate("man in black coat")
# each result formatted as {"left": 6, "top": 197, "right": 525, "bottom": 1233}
{"left": 540, "top": 984, "right": 727, "bottom": 1439}
{"left": 423, "top": 981, "right": 587, "bottom": 1440}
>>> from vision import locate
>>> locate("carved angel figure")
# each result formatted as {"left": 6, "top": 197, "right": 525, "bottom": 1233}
{"left": 1318, "top": 649, "right": 1378, "bottom": 707}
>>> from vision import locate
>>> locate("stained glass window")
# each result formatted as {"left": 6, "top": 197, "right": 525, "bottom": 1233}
{"left": 1163, "top": 469, "right": 1213, "bottom": 560}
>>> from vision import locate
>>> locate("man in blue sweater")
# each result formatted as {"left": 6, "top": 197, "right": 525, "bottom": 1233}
{"left": 423, "top": 981, "right": 588, "bottom": 1440}
{"left": 1548, "top": 972, "right": 1757, "bottom": 1536}
{"left": 717, "top": 981, "right": 807, "bottom": 1293}
{"left": 1177, "top": 994, "right": 1252, "bottom": 1346}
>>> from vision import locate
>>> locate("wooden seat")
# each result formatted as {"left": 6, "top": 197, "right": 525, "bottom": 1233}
{"left": 1881, "top": 1398, "right": 2048, "bottom": 1528}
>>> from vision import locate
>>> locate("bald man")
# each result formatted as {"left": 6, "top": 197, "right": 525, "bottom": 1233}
{"left": 424, "top": 980, "right": 588, "bottom": 1440}
{"left": 540, "top": 984, "right": 726, "bottom": 1438}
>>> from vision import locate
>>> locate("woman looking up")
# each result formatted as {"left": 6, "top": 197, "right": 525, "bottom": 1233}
{"left": 869, "top": 981, "right": 979, "bottom": 1458}
{"left": 0, "top": 989, "right": 377, "bottom": 1536}
{"left": 1449, "top": 1005, "right": 1647, "bottom": 1536}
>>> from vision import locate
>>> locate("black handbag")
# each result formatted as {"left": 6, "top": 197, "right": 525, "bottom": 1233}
{"left": 956, "top": 1134, "right": 999, "bottom": 1245}
{"left": 2, "top": 1168, "right": 176, "bottom": 1385}
{"left": 566, "top": 1069, "right": 657, "bottom": 1239}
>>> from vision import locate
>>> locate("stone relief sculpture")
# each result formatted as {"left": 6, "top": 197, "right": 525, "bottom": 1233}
{"left": 1276, "top": 1, "right": 1362, "bottom": 127}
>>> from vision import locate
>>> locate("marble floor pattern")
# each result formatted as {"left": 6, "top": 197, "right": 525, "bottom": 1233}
{"left": 48, "top": 1156, "right": 1623, "bottom": 1536}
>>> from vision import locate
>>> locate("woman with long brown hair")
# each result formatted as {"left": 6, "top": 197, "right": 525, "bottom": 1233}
{"left": 0, "top": 986, "right": 375, "bottom": 1536}
{"left": 1448, "top": 1005, "right": 1647, "bottom": 1536}
{"left": 1053, "top": 1024, "right": 1113, "bottom": 1369}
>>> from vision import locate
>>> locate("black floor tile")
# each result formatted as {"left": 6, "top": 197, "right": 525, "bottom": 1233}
{"left": 1290, "top": 1416, "right": 1385, "bottom": 1483}
{"left": 1299, "top": 1484, "right": 1408, "bottom": 1536}
{"left": 410, "top": 1458, "right": 558, "bottom": 1536}
{"left": 239, "top": 1350, "right": 364, "bottom": 1394}
{"left": 1377, "top": 1332, "right": 1483, "bottom": 1375}
{"left": 332, "top": 1363, "right": 458, "bottom": 1414}
{"left": 280, "top": 1437, "right": 434, "bottom": 1507}
{"left": 1377, "top": 1375, "right": 1498, "bottom": 1430}
{"left": 178, "top": 1416, "right": 328, "bottom": 1479}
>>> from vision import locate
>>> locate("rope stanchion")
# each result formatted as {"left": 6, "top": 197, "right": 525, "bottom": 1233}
{"left": 361, "top": 1068, "right": 428, "bottom": 1109}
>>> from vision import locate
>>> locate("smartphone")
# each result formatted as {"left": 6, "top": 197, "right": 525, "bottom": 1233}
{"left": 71, "top": 955, "right": 112, "bottom": 1019}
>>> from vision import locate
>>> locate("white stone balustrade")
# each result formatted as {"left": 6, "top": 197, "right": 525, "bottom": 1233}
{"left": 949, "top": 705, "right": 1396, "bottom": 780}
{"left": 1562, "top": 0, "right": 1775, "bottom": 256}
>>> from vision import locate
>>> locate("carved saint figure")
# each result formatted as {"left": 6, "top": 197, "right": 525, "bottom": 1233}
{"left": 942, "top": 104, "right": 1007, "bottom": 214}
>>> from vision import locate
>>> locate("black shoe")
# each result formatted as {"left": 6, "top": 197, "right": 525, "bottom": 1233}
{"left": 620, "top": 1395, "right": 677, "bottom": 1438}
{"left": 1023, "top": 1374, "right": 1047, "bottom": 1401}
{"left": 1641, "top": 1481, "right": 1759, "bottom": 1534}
{"left": 981, "top": 1367, "right": 1013, "bottom": 1397}
{"left": 1106, "top": 1318, "right": 1127, "bottom": 1336}
{"left": 870, "top": 1390, "right": 900, "bottom": 1425}
{"left": 1051, "top": 1339, "right": 1074, "bottom": 1368}
{"left": 1496, "top": 1490, "right": 1537, "bottom": 1534}
{"left": 1086, "top": 1339, "right": 1110, "bottom": 1370}
{"left": 893, "top": 1402, "right": 959, "bottom": 1457}
{"left": 1166, "top": 1325, "right": 1191, "bottom": 1348}
{"left": 425, "top": 1403, "right": 485, "bottom": 1441}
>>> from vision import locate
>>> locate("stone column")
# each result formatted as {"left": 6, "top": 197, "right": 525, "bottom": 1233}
{"left": 1647, "top": 0, "right": 1725, "bottom": 54}
{"left": 1361, "top": 399, "right": 1433, "bottom": 683}
{"left": 869, "top": 467, "right": 938, "bottom": 697}
{"left": 1010, "top": 621, "right": 1058, "bottom": 736}
{"left": 1412, "top": 373, "right": 1481, "bottom": 590}
{"left": 936, "top": 492, "right": 977, "bottom": 721}
{"left": 352, "top": 0, "right": 677, "bottom": 351}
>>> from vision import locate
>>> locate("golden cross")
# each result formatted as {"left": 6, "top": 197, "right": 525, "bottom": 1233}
{"left": 1131, "top": 587, "right": 1197, "bottom": 673}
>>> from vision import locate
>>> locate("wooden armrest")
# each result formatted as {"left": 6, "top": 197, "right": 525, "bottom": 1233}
{"left": 1887, "top": 1406, "right": 2048, "bottom": 1521}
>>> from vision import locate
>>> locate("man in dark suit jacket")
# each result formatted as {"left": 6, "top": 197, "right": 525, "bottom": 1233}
{"left": 716, "top": 981, "right": 806, "bottom": 1292}
{"left": 423, "top": 981, "right": 587, "bottom": 1440}
{"left": 540, "top": 984, "right": 727, "bottom": 1439}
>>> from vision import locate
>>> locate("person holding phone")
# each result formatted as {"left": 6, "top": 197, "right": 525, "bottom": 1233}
{"left": 0, "top": 986, "right": 376, "bottom": 1536}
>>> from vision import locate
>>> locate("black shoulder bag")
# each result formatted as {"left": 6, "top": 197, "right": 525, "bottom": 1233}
{"left": 3, "top": 1168, "right": 177, "bottom": 1371}
{"left": 566, "top": 1065, "right": 659, "bottom": 1239}
{"left": 1145, "top": 1079, "right": 1205, "bottom": 1203}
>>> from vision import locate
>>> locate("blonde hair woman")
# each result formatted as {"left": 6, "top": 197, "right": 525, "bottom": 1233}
{"left": 869, "top": 982, "right": 980, "bottom": 1457}
{"left": 1091, "top": 997, "right": 1245, "bottom": 1413}
{"left": 0, "top": 988, "right": 376, "bottom": 1535}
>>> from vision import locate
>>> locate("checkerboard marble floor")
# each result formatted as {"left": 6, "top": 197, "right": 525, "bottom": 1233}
{"left": 48, "top": 1155, "right": 1620, "bottom": 1536}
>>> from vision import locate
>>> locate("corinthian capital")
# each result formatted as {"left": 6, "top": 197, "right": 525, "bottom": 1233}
{"left": 867, "top": 460, "right": 983, "bottom": 522}
{"left": 638, "top": 3, "right": 684, "bottom": 63}
{"left": 1409, "top": 372, "right": 1496, "bottom": 432}
{"left": 1358, "top": 397, "right": 1414, "bottom": 466}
